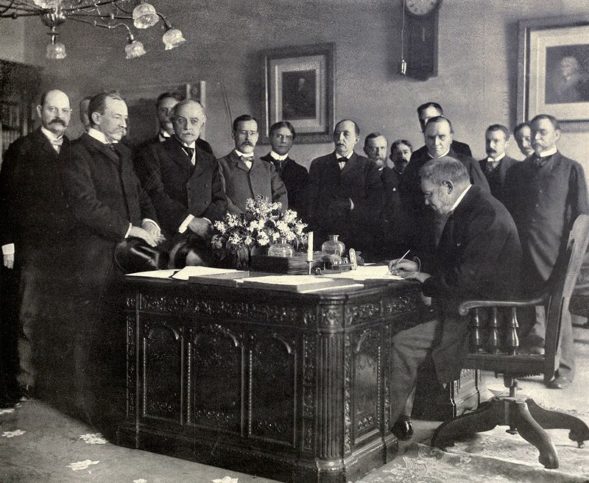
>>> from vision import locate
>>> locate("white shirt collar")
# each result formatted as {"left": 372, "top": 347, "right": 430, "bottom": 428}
{"left": 335, "top": 151, "right": 353, "bottom": 160}
{"left": 88, "top": 127, "right": 109, "bottom": 145}
{"left": 538, "top": 146, "right": 558, "bottom": 158}
{"left": 487, "top": 153, "right": 505, "bottom": 162}
{"left": 428, "top": 148, "right": 451, "bottom": 159}
{"left": 40, "top": 126, "right": 63, "bottom": 143}
{"left": 450, "top": 184, "right": 472, "bottom": 212}
{"left": 235, "top": 149, "right": 253, "bottom": 158}
{"left": 158, "top": 130, "right": 171, "bottom": 142}
{"left": 270, "top": 151, "right": 288, "bottom": 162}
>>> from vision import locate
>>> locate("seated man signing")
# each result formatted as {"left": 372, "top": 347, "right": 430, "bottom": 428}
{"left": 387, "top": 157, "right": 521, "bottom": 440}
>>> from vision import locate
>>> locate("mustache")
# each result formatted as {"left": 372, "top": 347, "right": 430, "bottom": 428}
{"left": 50, "top": 119, "right": 66, "bottom": 126}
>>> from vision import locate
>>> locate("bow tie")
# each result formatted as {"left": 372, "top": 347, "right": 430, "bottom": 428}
{"left": 52, "top": 137, "right": 63, "bottom": 146}
{"left": 338, "top": 157, "right": 349, "bottom": 164}
{"left": 241, "top": 155, "right": 254, "bottom": 163}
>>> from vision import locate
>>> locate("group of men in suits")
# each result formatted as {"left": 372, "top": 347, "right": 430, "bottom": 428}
{"left": 0, "top": 87, "right": 586, "bottom": 454}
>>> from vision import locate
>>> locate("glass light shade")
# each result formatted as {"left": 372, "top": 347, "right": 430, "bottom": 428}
{"left": 132, "top": 2, "right": 159, "bottom": 29}
{"left": 162, "top": 28, "right": 186, "bottom": 50}
{"left": 46, "top": 41, "right": 66, "bottom": 59}
{"left": 125, "top": 39, "right": 146, "bottom": 59}
{"left": 34, "top": 0, "right": 61, "bottom": 8}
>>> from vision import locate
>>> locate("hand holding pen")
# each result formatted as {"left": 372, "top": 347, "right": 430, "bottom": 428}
{"left": 388, "top": 250, "right": 418, "bottom": 277}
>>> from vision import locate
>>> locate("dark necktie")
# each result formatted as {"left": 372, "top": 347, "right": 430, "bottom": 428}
{"left": 183, "top": 146, "right": 194, "bottom": 160}
{"left": 486, "top": 159, "right": 498, "bottom": 173}
{"left": 273, "top": 159, "right": 285, "bottom": 174}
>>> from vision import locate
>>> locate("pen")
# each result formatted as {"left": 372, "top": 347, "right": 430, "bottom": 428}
{"left": 390, "top": 249, "right": 411, "bottom": 273}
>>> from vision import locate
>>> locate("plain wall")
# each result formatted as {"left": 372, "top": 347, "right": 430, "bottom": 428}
{"left": 7, "top": 0, "right": 589, "bottom": 171}
{"left": 0, "top": 20, "right": 25, "bottom": 63}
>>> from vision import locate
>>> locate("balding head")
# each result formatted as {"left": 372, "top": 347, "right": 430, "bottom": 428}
{"left": 333, "top": 119, "right": 360, "bottom": 157}
{"left": 37, "top": 89, "right": 71, "bottom": 136}
{"left": 171, "top": 99, "right": 206, "bottom": 145}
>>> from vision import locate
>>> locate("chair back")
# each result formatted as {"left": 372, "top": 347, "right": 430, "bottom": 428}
{"left": 460, "top": 214, "right": 589, "bottom": 382}
{"left": 543, "top": 214, "right": 589, "bottom": 379}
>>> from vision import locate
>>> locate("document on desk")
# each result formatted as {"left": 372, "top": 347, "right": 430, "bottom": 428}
{"left": 171, "top": 266, "right": 244, "bottom": 281}
{"left": 127, "top": 269, "right": 179, "bottom": 279}
{"left": 328, "top": 265, "right": 404, "bottom": 282}
{"left": 241, "top": 275, "right": 362, "bottom": 293}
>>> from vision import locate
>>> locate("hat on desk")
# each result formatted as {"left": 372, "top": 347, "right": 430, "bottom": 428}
{"left": 114, "top": 238, "right": 168, "bottom": 273}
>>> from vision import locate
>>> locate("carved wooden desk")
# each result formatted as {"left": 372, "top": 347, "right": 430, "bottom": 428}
{"left": 117, "top": 277, "right": 423, "bottom": 482}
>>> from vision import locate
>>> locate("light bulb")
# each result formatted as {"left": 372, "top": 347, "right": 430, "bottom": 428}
{"left": 46, "top": 40, "right": 66, "bottom": 60}
{"left": 132, "top": 2, "right": 159, "bottom": 29}
{"left": 162, "top": 28, "right": 186, "bottom": 50}
{"left": 125, "top": 39, "right": 146, "bottom": 59}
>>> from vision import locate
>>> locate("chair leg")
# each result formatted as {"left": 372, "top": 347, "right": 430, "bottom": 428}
{"left": 526, "top": 398, "right": 589, "bottom": 448}
{"left": 512, "top": 400, "right": 559, "bottom": 469}
{"left": 431, "top": 398, "right": 502, "bottom": 448}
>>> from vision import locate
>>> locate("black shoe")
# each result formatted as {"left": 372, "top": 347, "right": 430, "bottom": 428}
{"left": 18, "top": 384, "right": 34, "bottom": 401}
{"left": 392, "top": 416, "right": 414, "bottom": 441}
{"left": 546, "top": 375, "right": 572, "bottom": 389}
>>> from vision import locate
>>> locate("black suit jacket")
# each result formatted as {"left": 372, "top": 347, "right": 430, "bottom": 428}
{"left": 478, "top": 155, "right": 518, "bottom": 204}
{"left": 422, "top": 186, "right": 522, "bottom": 381}
{"left": 134, "top": 137, "right": 227, "bottom": 237}
{"left": 412, "top": 139, "right": 472, "bottom": 160}
{"left": 307, "top": 152, "right": 383, "bottom": 256}
{"left": 399, "top": 148, "right": 489, "bottom": 255}
{"left": 260, "top": 153, "right": 309, "bottom": 219}
{"left": 504, "top": 152, "right": 589, "bottom": 293}
{"left": 61, "top": 133, "right": 157, "bottom": 295}
{"left": 0, "top": 128, "right": 73, "bottom": 255}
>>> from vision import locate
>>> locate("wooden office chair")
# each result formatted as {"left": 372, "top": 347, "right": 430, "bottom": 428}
{"left": 431, "top": 214, "right": 589, "bottom": 469}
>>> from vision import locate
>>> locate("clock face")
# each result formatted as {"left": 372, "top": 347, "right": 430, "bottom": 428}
{"left": 405, "top": 0, "right": 439, "bottom": 16}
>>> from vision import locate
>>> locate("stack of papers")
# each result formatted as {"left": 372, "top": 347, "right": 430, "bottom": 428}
{"left": 171, "top": 266, "right": 244, "bottom": 281}
{"left": 241, "top": 275, "right": 363, "bottom": 293}
{"left": 328, "top": 265, "right": 404, "bottom": 282}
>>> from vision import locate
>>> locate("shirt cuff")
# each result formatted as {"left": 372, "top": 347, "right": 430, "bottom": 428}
{"left": 2, "top": 243, "right": 15, "bottom": 255}
{"left": 349, "top": 198, "right": 354, "bottom": 210}
{"left": 178, "top": 215, "right": 195, "bottom": 234}
{"left": 124, "top": 223, "right": 132, "bottom": 239}
{"left": 142, "top": 218, "right": 160, "bottom": 233}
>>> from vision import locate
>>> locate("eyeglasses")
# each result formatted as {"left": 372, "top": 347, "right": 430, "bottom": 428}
{"left": 45, "top": 107, "right": 73, "bottom": 115}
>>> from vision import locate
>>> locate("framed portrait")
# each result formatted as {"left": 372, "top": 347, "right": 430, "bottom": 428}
{"left": 261, "top": 43, "right": 335, "bottom": 144}
{"left": 118, "top": 81, "right": 206, "bottom": 144}
{"left": 517, "top": 15, "right": 589, "bottom": 124}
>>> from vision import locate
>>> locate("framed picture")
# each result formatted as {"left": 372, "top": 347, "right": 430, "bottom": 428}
{"left": 118, "top": 81, "right": 206, "bottom": 144}
{"left": 261, "top": 43, "right": 335, "bottom": 144}
{"left": 517, "top": 15, "right": 589, "bottom": 124}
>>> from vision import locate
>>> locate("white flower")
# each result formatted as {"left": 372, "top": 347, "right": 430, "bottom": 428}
{"left": 2, "top": 430, "right": 25, "bottom": 438}
{"left": 228, "top": 233, "right": 242, "bottom": 246}
{"left": 283, "top": 210, "right": 297, "bottom": 223}
{"left": 257, "top": 232, "right": 270, "bottom": 246}
{"left": 214, "top": 221, "right": 227, "bottom": 234}
{"left": 244, "top": 236, "right": 253, "bottom": 246}
{"left": 271, "top": 231, "right": 280, "bottom": 241}
{"left": 79, "top": 433, "right": 107, "bottom": 445}
{"left": 276, "top": 220, "right": 289, "bottom": 234}
{"left": 67, "top": 460, "right": 100, "bottom": 471}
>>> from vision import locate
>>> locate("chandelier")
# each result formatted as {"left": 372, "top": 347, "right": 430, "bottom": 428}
{"left": 0, "top": 1, "right": 186, "bottom": 60}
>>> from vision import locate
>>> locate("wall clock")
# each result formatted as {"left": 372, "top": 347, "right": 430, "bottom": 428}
{"left": 402, "top": 0, "right": 442, "bottom": 80}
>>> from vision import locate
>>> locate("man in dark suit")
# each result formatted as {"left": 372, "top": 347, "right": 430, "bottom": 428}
{"left": 388, "top": 157, "right": 521, "bottom": 440}
{"left": 136, "top": 91, "right": 213, "bottom": 156}
{"left": 411, "top": 102, "right": 472, "bottom": 160}
{"left": 307, "top": 119, "right": 383, "bottom": 259}
{"left": 479, "top": 124, "right": 518, "bottom": 205}
{"left": 218, "top": 115, "right": 288, "bottom": 214}
{"left": 134, "top": 99, "right": 226, "bottom": 262}
{"left": 0, "top": 89, "right": 74, "bottom": 405}
{"left": 380, "top": 139, "right": 413, "bottom": 258}
{"left": 399, "top": 116, "right": 489, "bottom": 258}
{"left": 61, "top": 91, "right": 161, "bottom": 419}
{"left": 363, "top": 132, "right": 388, "bottom": 172}
{"left": 505, "top": 114, "right": 589, "bottom": 389}
{"left": 260, "top": 121, "right": 308, "bottom": 219}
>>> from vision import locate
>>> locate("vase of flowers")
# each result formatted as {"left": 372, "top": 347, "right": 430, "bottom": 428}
{"left": 211, "top": 196, "right": 308, "bottom": 269}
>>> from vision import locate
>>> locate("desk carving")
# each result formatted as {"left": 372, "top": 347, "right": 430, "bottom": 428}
{"left": 118, "top": 279, "right": 432, "bottom": 482}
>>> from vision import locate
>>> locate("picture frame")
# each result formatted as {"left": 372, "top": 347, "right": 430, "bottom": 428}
{"left": 517, "top": 15, "right": 589, "bottom": 125}
{"left": 261, "top": 43, "right": 335, "bottom": 144}
{"left": 118, "top": 81, "right": 206, "bottom": 144}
